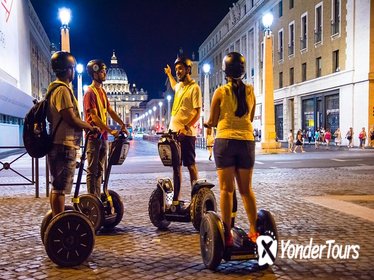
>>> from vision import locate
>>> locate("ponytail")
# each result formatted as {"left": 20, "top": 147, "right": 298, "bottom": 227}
{"left": 232, "top": 79, "right": 248, "bottom": 117}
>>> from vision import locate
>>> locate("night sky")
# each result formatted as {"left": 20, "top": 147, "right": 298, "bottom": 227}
{"left": 30, "top": 0, "right": 236, "bottom": 99}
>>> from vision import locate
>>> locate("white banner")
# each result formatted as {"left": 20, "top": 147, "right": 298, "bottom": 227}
{"left": 0, "top": 0, "right": 19, "bottom": 81}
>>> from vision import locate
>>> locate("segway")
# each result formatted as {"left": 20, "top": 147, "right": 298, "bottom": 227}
{"left": 40, "top": 132, "right": 95, "bottom": 267}
{"left": 148, "top": 130, "right": 217, "bottom": 231}
{"left": 200, "top": 191, "right": 278, "bottom": 270}
{"left": 74, "top": 132, "right": 129, "bottom": 232}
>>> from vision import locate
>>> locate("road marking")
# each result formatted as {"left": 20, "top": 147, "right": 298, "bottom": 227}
{"left": 304, "top": 195, "right": 374, "bottom": 223}
{"left": 255, "top": 161, "right": 264, "bottom": 165}
{"left": 331, "top": 158, "right": 363, "bottom": 162}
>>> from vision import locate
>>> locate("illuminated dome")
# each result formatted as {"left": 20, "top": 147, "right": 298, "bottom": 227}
{"left": 106, "top": 51, "right": 128, "bottom": 82}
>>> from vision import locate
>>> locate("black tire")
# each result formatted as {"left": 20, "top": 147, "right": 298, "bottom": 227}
{"left": 256, "top": 209, "right": 278, "bottom": 269}
{"left": 200, "top": 212, "right": 223, "bottom": 270}
{"left": 256, "top": 209, "right": 278, "bottom": 239}
{"left": 101, "top": 190, "right": 124, "bottom": 229}
{"left": 44, "top": 211, "right": 95, "bottom": 267}
{"left": 75, "top": 194, "right": 105, "bottom": 232}
{"left": 148, "top": 188, "right": 170, "bottom": 230}
{"left": 40, "top": 205, "right": 75, "bottom": 244}
{"left": 190, "top": 187, "right": 217, "bottom": 231}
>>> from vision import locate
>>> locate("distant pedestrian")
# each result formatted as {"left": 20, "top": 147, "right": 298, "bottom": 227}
{"left": 293, "top": 130, "right": 305, "bottom": 153}
{"left": 370, "top": 127, "right": 374, "bottom": 147}
{"left": 288, "top": 129, "right": 294, "bottom": 152}
{"left": 206, "top": 127, "right": 214, "bottom": 161}
{"left": 324, "top": 129, "right": 332, "bottom": 150}
{"left": 334, "top": 128, "right": 342, "bottom": 146}
{"left": 307, "top": 129, "right": 312, "bottom": 144}
{"left": 358, "top": 127, "right": 367, "bottom": 149}
{"left": 314, "top": 129, "right": 320, "bottom": 149}
{"left": 346, "top": 127, "right": 354, "bottom": 148}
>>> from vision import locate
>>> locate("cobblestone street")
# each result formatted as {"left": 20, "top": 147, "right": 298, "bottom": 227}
{"left": 0, "top": 159, "right": 373, "bottom": 279}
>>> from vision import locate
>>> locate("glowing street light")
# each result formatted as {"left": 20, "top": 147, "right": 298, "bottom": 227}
{"left": 59, "top": 8, "right": 71, "bottom": 52}
{"left": 203, "top": 63, "right": 211, "bottom": 138}
{"left": 261, "top": 12, "right": 280, "bottom": 150}
{"left": 166, "top": 95, "right": 172, "bottom": 127}
{"left": 158, "top": 101, "right": 163, "bottom": 131}
{"left": 76, "top": 63, "right": 84, "bottom": 119}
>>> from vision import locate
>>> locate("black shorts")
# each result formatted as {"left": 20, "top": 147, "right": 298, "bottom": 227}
{"left": 178, "top": 135, "right": 196, "bottom": 166}
{"left": 213, "top": 139, "right": 255, "bottom": 169}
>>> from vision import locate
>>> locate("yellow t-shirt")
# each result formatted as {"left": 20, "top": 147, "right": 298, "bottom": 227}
{"left": 216, "top": 83, "right": 255, "bottom": 141}
{"left": 47, "top": 81, "right": 82, "bottom": 149}
{"left": 169, "top": 80, "right": 202, "bottom": 136}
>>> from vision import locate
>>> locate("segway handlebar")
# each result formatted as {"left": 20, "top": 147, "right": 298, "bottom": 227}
{"left": 157, "top": 129, "right": 179, "bottom": 140}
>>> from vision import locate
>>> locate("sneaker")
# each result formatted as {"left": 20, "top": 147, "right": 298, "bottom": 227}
{"left": 302, "top": 150, "right": 306, "bottom": 153}
{"left": 293, "top": 151, "right": 296, "bottom": 153}
{"left": 248, "top": 232, "right": 260, "bottom": 243}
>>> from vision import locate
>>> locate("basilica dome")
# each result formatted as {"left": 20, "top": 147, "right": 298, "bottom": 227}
{"left": 105, "top": 51, "right": 128, "bottom": 82}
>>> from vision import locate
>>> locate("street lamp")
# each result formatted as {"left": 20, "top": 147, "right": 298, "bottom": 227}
{"left": 59, "top": 8, "right": 71, "bottom": 52}
{"left": 158, "top": 101, "right": 163, "bottom": 131}
{"left": 148, "top": 109, "right": 152, "bottom": 131}
{"left": 166, "top": 95, "right": 172, "bottom": 127}
{"left": 76, "top": 63, "right": 84, "bottom": 119}
{"left": 261, "top": 12, "right": 280, "bottom": 149}
{"left": 203, "top": 63, "right": 211, "bottom": 138}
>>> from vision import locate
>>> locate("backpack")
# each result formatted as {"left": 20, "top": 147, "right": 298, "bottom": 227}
{"left": 23, "top": 82, "right": 68, "bottom": 158}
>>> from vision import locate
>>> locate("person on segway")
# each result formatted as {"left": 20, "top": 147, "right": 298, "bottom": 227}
{"left": 47, "top": 51, "right": 98, "bottom": 217}
{"left": 164, "top": 56, "right": 202, "bottom": 211}
{"left": 204, "top": 52, "right": 259, "bottom": 247}
{"left": 84, "top": 59, "right": 129, "bottom": 197}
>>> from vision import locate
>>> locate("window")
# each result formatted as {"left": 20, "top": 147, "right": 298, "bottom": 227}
{"left": 278, "top": 29, "right": 284, "bottom": 60}
{"left": 301, "top": 13, "right": 308, "bottom": 50}
{"left": 279, "top": 0, "right": 283, "bottom": 17}
{"left": 316, "top": 57, "right": 322, "bottom": 77}
{"left": 331, "top": 0, "right": 340, "bottom": 35}
{"left": 333, "top": 50, "right": 339, "bottom": 72}
{"left": 288, "top": 22, "right": 295, "bottom": 56}
{"left": 290, "top": 67, "right": 294, "bottom": 85}
{"left": 302, "top": 63, "right": 307, "bottom": 81}
{"left": 315, "top": 4, "right": 323, "bottom": 43}
{"left": 289, "top": 0, "right": 294, "bottom": 9}
{"left": 279, "top": 72, "right": 283, "bottom": 88}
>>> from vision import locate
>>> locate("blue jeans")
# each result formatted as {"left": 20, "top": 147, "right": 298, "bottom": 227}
{"left": 86, "top": 138, "right": 108, "bottom": 196}
{"left": 48, "top": 144, "right": 76, "bottom": 194}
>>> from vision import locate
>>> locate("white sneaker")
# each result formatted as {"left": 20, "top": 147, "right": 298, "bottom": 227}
{"left": 293, "top": 151, "right": 296, "bottom": 153}
{"left": 302, "top": 151, "right": 306, "bottom": 153}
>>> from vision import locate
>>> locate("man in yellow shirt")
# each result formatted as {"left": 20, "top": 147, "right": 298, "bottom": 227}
{"left": 164, "top": 56, "right": 202, "bottom": 208}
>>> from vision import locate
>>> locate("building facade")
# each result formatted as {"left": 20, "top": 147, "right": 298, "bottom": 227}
{"left": 0, "top": 0, "right": 50, "bottom": 147}
{"left": 199, "top": 0, "right": 374, "bottom": 143}
{"left": 103, "top": 51, "right": 148, "bottom": 126}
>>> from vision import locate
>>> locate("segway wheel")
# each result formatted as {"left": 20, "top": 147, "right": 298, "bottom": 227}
{"left": 190, "top": 187, "right": 217, "bottom": 231}
{"left": 256, "top": 209, "right": 278, "bottom": 269}
{"left": 40, "top": 205, "right": 75, "bottom": 245}
{"left": 200, "top": 212, "right": 223, "bottom": 270}
{"left": 256, "top": 209, "right": 278, "bottom": 240}
{"left": 148, "top": 187, "right": 170, "bottom": 230}
{"left": 101, "top": 190, "right": 124, "bottom": 229}
{"left": 44, "top": 211, "right": 95, "bottom": 267}
{"left": 75, "top": 194, "right": 105, "bottom": 232}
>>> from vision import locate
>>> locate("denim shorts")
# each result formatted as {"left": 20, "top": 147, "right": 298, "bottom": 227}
{"left": 48, "top": 144, "right": 77, "bottom": 194}
{"left": 213, "top": 139, "right": 255, "bottom": 169}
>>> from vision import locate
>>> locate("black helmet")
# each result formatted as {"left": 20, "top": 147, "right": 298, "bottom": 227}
{"left": 174, "top": 56, "right": 192, "bottom": 74}
{"left": 222, "top": 52, "right": 246, "bottom": 79}
{"left": 51, "top": 51, "right": 76, "bottom": 74}
{"left": 86, "top": 59, "right": 107, "bottom": 78}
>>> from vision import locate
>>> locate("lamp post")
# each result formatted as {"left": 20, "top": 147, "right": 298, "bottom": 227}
{"left": 152, "top": 106, "right": 157, "bottom": 130}
{"left": 158, "top": 101, "right": 163, "bottom": 131}
{"left": 203, "top": 63, "right": 211, "bottom": 137}
{"left": 166, "top": 95, "right": 171, "bottom": 127}
{"left": 148, "top": 109, "right": 152, "bottom": 131}
{"left": 59, "top": 8, "right": 71, "bottom": 52}
{"left": 76, "top": 63, "right": 84, "bottom": 119}
{"left": 261, "top": 13, "right": 281, "bottom": 150}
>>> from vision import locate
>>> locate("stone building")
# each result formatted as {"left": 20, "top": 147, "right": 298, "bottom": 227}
{"left": 103, "top": 51, "right": 148, "bottom": 126}
{"left": 198, "top": 0, "right": 374, "bottom": 142}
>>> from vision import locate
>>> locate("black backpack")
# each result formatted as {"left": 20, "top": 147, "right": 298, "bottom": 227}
{"left": 23, "top": 82, "right": 68, "bottom": 158}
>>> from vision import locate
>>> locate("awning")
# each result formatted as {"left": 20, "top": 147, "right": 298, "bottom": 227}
{"left": 0, "top": 81, "right": 34, "bottom": 118}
